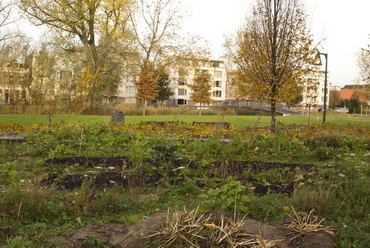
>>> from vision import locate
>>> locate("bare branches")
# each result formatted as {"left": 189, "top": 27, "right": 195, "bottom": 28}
{"left": 358, "top": 40, "right": 370, "bottom": 83}
{"left": 130, "top": 0, "right": 182, "bottom": 68}
{"left": 0, "top": 0, "right": 21, "bottom": 45}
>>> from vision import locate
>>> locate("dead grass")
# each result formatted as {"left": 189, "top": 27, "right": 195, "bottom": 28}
{"left": 148, "top": 207, "right": 282, "bottom": 248}
{"left": 284, "top": 208, "right": 336, "bottom": 242}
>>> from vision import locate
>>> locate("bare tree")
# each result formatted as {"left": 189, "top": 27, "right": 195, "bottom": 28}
{"left": 19, "top": 0, "right": 135, "bottom": 109}
{"left": 230, "top": 0, "right": 316, "bottom": 128}
{"left": 130, "top": 0, "right": 181, "bottom": 112}
{"left": 130, "top": 0, "right": 210, "bottom": 113}
{"left": 130, "top": 0, "right": 181, "bottom": 68}
{"left": 0, "top": 0, "right": 19, "bottom": 46}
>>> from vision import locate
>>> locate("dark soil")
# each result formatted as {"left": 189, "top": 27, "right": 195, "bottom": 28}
{"left": 44, "top": 157, "right": 133, "bottom": 169}
{"left": 43, "top": 172, "right": 162, "bottom": 191}
{"left": 43, "top": 157, "right": 314, "bottom": 195}
{"left": 210, "top": 160, "right": 314, "bottom": 173}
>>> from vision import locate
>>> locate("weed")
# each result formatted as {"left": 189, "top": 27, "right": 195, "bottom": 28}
{"left": 81, "top": 234, "right": 110, "bottom": 248}
{"left": 151, "top": 143, "right": 186, "bottom": 173}
{"left": 48, "top": 143, "right": 71, "bottom": 158}
{"left": 2, "top": 236, "right": 39, "bottom": 248}
{"left": 200, "top": 180, "right": 251, "bottom": 218}
{"left": 292, "top": 185, "right": 337, "bottom": 214}
{"left": 0, "top": 161, "right": 20, "bottom": 185}
{"left": 0, "top": 182, "right": 69, "bottom": 223}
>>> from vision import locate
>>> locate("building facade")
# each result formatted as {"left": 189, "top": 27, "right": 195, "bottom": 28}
{"left": 117, "top": 59, "right": 228, "bottom": 106}
{"left": 167, "top": 60, "right": 227, "bottom": 106}
{"left": 0, "top": 61, "right": 30, "bottom": 104}
{"left": 300, "top": 70, "right": 329, "bottom": 111}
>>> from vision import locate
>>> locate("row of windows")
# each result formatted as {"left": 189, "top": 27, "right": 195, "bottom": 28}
{"left": 178, "top": 80, "right": 223, "bottom": 87}
{"left": 177, "top": 69, "right": 223, "bottom": 78}
{"left": 125, "top": 86, "right": 136, "bottom": 94}
{"left": 178, "top": 89, "right": 223, "bottom": 98}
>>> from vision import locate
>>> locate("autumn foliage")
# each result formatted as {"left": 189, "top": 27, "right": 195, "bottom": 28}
{"left": 189, "top": 70, "right": 212, "bottom": 106}
{"left": 233, "top": 0, "right": 316, "bottom": 127}
{"left": 135, "top": 69, "right": 159, "bottom": 105}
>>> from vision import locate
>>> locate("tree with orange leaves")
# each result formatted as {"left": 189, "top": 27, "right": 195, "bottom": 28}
{"left": 135, "top": 68, "right": 158, "bottom": 115}
{"left": 189, "top": 70, "right": 212, "bottom": 115}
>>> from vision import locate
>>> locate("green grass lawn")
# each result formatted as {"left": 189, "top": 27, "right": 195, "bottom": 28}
{"left": 0, "top": 113, "right": 369, "bottom": 128}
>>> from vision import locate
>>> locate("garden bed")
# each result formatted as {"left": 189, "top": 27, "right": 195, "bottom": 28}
{"left": 43, "top": 157, "right": 314, "bottom": 195}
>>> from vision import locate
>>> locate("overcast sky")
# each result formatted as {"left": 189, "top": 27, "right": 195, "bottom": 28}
{"left": 182, "top": 0, "right": 370, "bottom": 86}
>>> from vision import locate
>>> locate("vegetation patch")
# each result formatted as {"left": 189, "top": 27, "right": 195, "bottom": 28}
{"left": 0, "top": 121, "right": 369, "bottom": 247}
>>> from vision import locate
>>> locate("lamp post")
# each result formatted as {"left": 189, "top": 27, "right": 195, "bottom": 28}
{"left": 314, "top": 51, "right": 328, "bottom": 123}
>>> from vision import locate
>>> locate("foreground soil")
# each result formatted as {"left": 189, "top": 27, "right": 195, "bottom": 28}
{"left": 48, "top": 212, "right": 335, "bottom": 248}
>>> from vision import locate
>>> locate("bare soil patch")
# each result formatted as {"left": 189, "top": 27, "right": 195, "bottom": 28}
{"left": 48, "top": 213, "right": 335, "bottom": 248}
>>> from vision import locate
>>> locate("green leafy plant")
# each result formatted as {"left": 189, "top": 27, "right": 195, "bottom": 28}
{"left": 48, "top": 143, "right": 71, "bottom": 158}
{"left": 200, "top": 180, "right": 251, "bottom": 217}
{"left": 0, "top": 161, "right": 20, "bottom": 185}
{"left": 2, "top": 236, "right": 39, "bottom": 248}
{"left": 151, "top": 143, "right": 186, "bottom": 172}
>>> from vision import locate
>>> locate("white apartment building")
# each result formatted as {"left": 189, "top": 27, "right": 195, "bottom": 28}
{"left": 300, "top": 70, "right": 329, "bottom": 111}
{"left": 117, "top": 59, "right": 228, "bottom": 106}
{"left": 117, "top": 75, "right": 137, "bottom": 104}
{"left": 167, "top": 60, "right": 227, "bottom": 106}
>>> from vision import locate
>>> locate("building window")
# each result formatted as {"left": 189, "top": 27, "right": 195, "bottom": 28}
{"left": 214, "top": 81, "right": 222, "bottom": 87}
{"left": 178, "top": 79, "right": 187, "bottom": 85}
{"left": 213, "top": 91, "right": 222, "bottom": 97}
{"left": 178, "top": 99, "right": 187, "bottom": 105}
{"left": 212, "top": 61, "right": 220, "bottom": 68}
{"left": 125, "top": 86, "right": 136, "bottom": 94}
{"left": 214, "top": 71, "right": 222, "bottom": 78}
{"left": 178, "top": 89, "right": 187, "bottom": 96}
{"left": 199, "top": 61, "right": 207, "bottom": 67}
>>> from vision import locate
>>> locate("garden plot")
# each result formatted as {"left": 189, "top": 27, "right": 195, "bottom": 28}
{"left": 43, "top": 157, "right": 315, "bottom": 196}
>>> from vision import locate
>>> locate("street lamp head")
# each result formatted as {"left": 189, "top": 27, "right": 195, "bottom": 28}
{"left": 314, "top": 51, "right": 322, "bottom": 66}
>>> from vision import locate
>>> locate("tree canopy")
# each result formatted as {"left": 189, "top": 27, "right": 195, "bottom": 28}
{"left": 231, "top": 0, "right": 316, "bottom": 127}
{"left": 358, "top": 40, "right": 370, "bottom": 84}
{"left": 189, "top": 69, "right": 212, "bottom": 114}
{"left": 18, "top": 0, "right": 135, "bottom": 109}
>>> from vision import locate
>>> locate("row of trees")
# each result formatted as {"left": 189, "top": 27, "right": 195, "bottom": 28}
{"left": 0, "top": 0, "right": 210, "bottom": 114}
{"left": 2, "top": 0, "right": 369, "bottom": 123}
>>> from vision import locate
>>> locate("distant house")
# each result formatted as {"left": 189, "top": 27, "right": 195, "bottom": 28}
{"left": 340, "top": 84, "right": 370, "bottom": 104}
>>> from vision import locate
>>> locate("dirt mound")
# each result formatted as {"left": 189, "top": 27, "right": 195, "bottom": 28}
{"left": 48, "top": 213, "right": 335, "bottom": 248}
{"left": 49, "top": 213, "right": 167, "bottom": 248}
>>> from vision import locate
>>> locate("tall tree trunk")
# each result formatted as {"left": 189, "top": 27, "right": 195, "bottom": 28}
{"left": 143, "top": 99, "right": 146, "bottom": 116}
{"left": 271, "top": 101, "right": 277, "bottom": 129}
